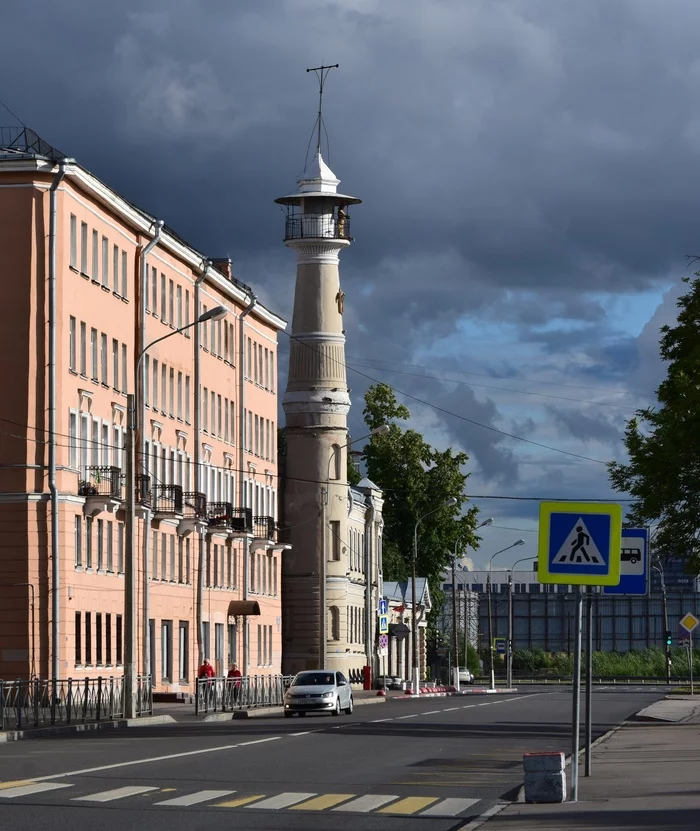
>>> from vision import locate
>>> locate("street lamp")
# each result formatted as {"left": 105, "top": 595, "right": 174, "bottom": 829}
{"left": 506, "top": 556, "right": 536, "bottom": 689}
{"left": 486, "top": 539, "right": 525, "bottom": 691}
{"left": 652, "top": 561, "right": 671, "bottom": 683}
{"left": 319, "top": 423, "right": 389, "bottom": 669}
{"left": 123, "top": 305, "right": 227, "bottom": 718}
{"left": 451, "top": 517, "right": 493, "bottom": 691}
{"left": 412, "top": 497, "right": 458, "bottom": 697}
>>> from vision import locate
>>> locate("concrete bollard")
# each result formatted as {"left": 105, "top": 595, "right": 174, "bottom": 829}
{"left": 523, "top": 752, "right": 566, "bottom": 803}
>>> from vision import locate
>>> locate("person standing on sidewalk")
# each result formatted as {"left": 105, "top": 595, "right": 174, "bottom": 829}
{"left": 228, "top": 663, "right": 243, "bottom": 707}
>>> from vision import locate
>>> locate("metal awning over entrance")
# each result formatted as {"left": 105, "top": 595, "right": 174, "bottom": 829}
{"left": 227, "top": 600, "right": 261, "bottom": 617}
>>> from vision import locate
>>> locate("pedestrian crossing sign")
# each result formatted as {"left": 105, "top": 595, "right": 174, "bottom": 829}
{"left": 538, "top": 501, "right": 622, "bottom": 586}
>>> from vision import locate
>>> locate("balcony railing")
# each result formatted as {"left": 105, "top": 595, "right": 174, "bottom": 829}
{"left": 284, "top": 213, "right": 351, "bottom": 242}
{"left": 136, "top": 474, "right": 152, "bottom": 507}
{"left": 78, "top": 466, "right": 123, "bottom": 500}
{"left": 253, "top": 515, "right": 276, "bottom": 542}
{"left": 152, "top": 484, "right": 183, "bottom": 516}
{"left": 182, "top": 491, "right": 207, "bottom": 520}
{"left": 206, "top": 503, "right": 253, "bottom": 533}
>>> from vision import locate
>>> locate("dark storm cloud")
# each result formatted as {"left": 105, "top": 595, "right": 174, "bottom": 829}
{"left": 1, "top": 0, "right": 696, "bottom": 489}
{"left": 546, "top": 405, "right": 625, "bottom": 446}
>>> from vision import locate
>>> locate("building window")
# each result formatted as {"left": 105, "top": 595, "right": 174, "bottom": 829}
{"left": 170, "top": 536, "right": 176, "bottom": 582}
{"left": 100, "top": 333, "right": 108, "bottom": 385}
{"left": 203, "top": 387, "right": 208, "bottom": 432}
{"left": 91, "top": 230, "right": 98, "bottom": 280}
{"left": 184, "top": 289, "right": 190, "bottom": 335}
{"left": 179, "top": 621, "right": 189, "bottom": 681}
{"left": 161, "top": 620, "right": 173, "bottom": 682}
{"left": 169, "top": 368, "right": 175, "bottom": 416}
{"left": 217, "top": 394, "right": 222, "bottom": 437}
{"left": 101, "top": 236, "right": 109, "bottom": 288}
{"left": 161, "top": 364, "right": 167, "bottom": 414}
{"left": 86, "top": 516, "right": 93, "bottom": 568}
{"left": 112, "top": 339, "right": 119, "bottom": 389}
{"left": 79, "top": 322, "right": 87, "bottom": 376}
{"left": 116, "top": 614, "right": 123, "bottom": 664}
{"left": 80, "top": 222, "right": 88, "bottom": 273}
{"left": 176, "top": 284, "right": 182, "bottom": 329}
{"left": 152, "top": 531, "right": 159, "bottom": 580}
{"left": 69, "top": 214, "right": 77, "bottom": 268}
{"left": 96, "top": 518, "right": 104, "bottom": 570}
{"left": 74, "top": 516, "right": 82, "bottom": 567}
{"left": 330, "top": 521, "right": 340, "bottom": 561}
{"left": 96, "top": 613, "right": 103, "bottom": 665}
{"left": 177, "top": 372, "right": 183, "bottom": 420}
{"left": 75, "top": 612, "right": 82, "bottom": 665}
{"left": 257, "top": 624, "right": 262, "bottom": 666}
{"left": 144, "top": 354, "right": 150, "bottom": 406}
{"left": 106, "top": 520, "right": 113, "bottom": 571}
{"left": 118, "top": 523, "right": 124, "bottom": 573}
{"left": 121, "top": 250, "right": 128, "bottom": 299}
{"left": 227, "top": 622, "right": 237, "bottom": 665}
{"left": 273, "top": 556, "right": 278, "bottom": 596}
{"left": 85, "top": 612, "right": 92, "bottom": 664}
{"left": 106, "top": 614, "right": 112, "bottom": 665}
{"left": 161, "top": 532, "right": 168, "bottom": 581}
{"left": 113, "top": 244, "right": 119, "bottom": 293}
{"left": 122, "top": 344, "right": 128, "bottom": 393}
{"left": 202, "top": 621, "right": 210, "bottom": 661}
{"left": 69, "top": 317, "right": 76, "bottom": 371}
{"left": 152, "top": 359, "right": 159, "bottom": 410}
{"left": 69, "top": 412, "right": 78, "bottom": 469}
{"left": 202, "top": 307, "right": 208, "bottom": 349}
{"left": 185, "top": 375, "right": 191, "bottom": 423}
{"left": 160, "top": 274, "right": 167, "bottom": 323}
{"left": 169, "top": 279, "right": 174, "bottom": 326}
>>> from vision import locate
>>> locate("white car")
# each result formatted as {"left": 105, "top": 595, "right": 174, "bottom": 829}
{"left": 283, "top": 670, "right": 354, "bottom": 717}
{"left": 458, "top": 668, "right": 474, "bottom": 685}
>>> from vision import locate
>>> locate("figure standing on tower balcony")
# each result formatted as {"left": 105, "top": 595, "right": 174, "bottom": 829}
{"left": 337, "top": 207, "right": 348, "bottom": 238}
{"left": 336, "top": 289, "right": 345, "bottom": 315}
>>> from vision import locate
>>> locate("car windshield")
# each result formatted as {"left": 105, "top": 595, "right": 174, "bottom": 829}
{"left": 292, "top": 672, "right": 334, "bottom": 686}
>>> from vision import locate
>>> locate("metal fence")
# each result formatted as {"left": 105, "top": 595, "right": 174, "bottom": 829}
{"left": 195, "top": 675, "right": 292, "bottom": 714}
{"left": 0, "top": 675, "right": 152, "bottom": 731}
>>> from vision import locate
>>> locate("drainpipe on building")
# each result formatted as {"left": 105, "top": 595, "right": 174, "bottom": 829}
{"left": 49, "top": 160, "right": 67, "bottom": 681}
{"left": 194, "top": 261, "right": 211, "bottom": 666}
{"left": 139, "top": 220, "right": 163, "bottom": 683}
{"left": 238, "top": 293, "right": 256, "bottom": 676}
{"left": 364, "top": 499, "right": 376, "bottom": 676}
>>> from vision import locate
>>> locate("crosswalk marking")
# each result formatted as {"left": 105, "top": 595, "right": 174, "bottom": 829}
{"left": 246, "top": 792, "right": 316, "bottom": 810}
{"left": 0, "top": 782, "right": 73, "bottom": 799}
{"left": 74, "top": 786, "right": 158, "bottom": 802}
{"left": 289, "top": 794, "right": 354, "bottom": 811}
{"left": 420, "top": 798, "right": 480, "bottom": 816}
{"left": 379, "top": 796, "right": 439, "bottom": 814}
{"left": 155, "top": 789, "right": 235, "bottom": 806}
{"left": 216, "top": 794, "right": 265, "bottom": 808}
{"left": 333, "top": 794, "right": 399, "bottom": 812}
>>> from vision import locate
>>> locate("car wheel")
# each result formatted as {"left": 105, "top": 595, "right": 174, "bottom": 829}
{"left": 332, "top": 697, "right": 341, "bottom": 717}
{"left": 345, "top": 696, "right": 354, "bottom": 715}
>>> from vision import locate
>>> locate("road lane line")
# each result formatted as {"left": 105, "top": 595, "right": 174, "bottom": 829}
{"left": 289, "top": 794, "right": 355, "bottom": 811}
{"left": 74, "top": 785, "right": 158, "bottom": 802}
{"left": 444, "top": 707, "right": 460, "bottom": 711}
{"left": 0, "top": 783, "right": 73, "bottom": 799}
{"left": 420, "top": 798, "right": 480, "bottom": 816}
{"left": 246, "top": 792, "right": 316, "bottom": 809}
{"left": 421, "top": 710, "right": 440, "bottom": 714}
{"left": 371, "top": 718, "right": 393, "bottom": 722}
{"left": 216, "top": 794, "right": 265, "bottom": 808}
{"left": 459, "top": 801, "right": 509, "bottom": 830}
{"left": 155, "top": 789, "right": 235, "bottom": 806}
{"left": 290, "top": 731, "right": 312, "bottom": 736}
{"left": 396, "top": 714, "right": 418, "bottom": 719}
{"left": 238, "top": 737, "right": 282, "bottom": 747}
{"left": 379, "top": 796, "right": 439, "bottom": 814}
{"left": 333, "top": 794, "right": 399, "bottom": 812}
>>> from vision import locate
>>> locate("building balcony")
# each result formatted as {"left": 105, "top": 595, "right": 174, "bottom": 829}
{"left": 178, "top": 491, "right": 207, "bottom": 536}
{"left": 253, "top": 515, "right": 277, "bottom": 543}
{"left": 206, "top": 503, "right": 253, "bottom": 537}
{"left": 283, "top": 213, "right": 351, "bottom": 242}
{"left": 78, "top": 466, "right": 123, "bottom": 516}
{"left": 152, "top": 484, "right": 184, "bottom": 518}
{"left": 136, "top": 474, "right": 152, "bottom": 510}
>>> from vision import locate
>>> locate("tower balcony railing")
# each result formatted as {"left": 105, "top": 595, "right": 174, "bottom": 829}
{"left": 253, "top": 516, "right": 277, "bottom": 542}
{"left": 78, "top": 466, "right": 123, "bottom": 501}
{"left": 284, "top": 214, "right": 351, "bottom": 242}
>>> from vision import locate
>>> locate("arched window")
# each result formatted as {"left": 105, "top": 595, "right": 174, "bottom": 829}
{"left": 330, "top": 444, "right": 341, "bottom": 480}
{"left": 329, "top": 606, "right": 340, "bottom": 641}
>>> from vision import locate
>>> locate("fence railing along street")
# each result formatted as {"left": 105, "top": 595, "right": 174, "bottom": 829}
{"left": 0, "top": 675, "right": 152, "bottom": 731}
{"left": 195, "top": 674, "right": 292, "bottom": 714}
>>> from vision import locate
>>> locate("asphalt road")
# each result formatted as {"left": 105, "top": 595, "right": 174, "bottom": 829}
{"left": 0, "top": 685, "right": 667, "bottom": 831}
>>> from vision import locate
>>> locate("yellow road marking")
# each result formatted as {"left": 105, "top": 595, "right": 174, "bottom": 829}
{"left": 290, "top": 794, "right": 355, "bottom": 811}
{"left": 216, "top": 794, "right": 265, "bottom": 808}
{"left": 0, "top": 780, "right": 33, "bottom": 790}
{"left": 379, "top": 796, "right": 439, "bottom": 814}
{"left": 159, "top": 788, "right": 177, "bottom": 792}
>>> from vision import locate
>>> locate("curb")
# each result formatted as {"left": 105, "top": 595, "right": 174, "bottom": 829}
{"left": 399, "top": 688, "right": 518, "bottom": 700}
{"left": 0, "top": 714, "right": 175, "bottom": 742}
{"left": 221, "top": 695, "right": 387, "bottom": 720}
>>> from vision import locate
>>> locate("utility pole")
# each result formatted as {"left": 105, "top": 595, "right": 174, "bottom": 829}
{"left": 507, "top": 572, "right": 513, "bottom": 689}
{"left": 487, "top": 574, "right": 494, "bottom": 690}
{"left": 123, "top": 393, "right": 137, "bottom": 719}
{"left": 451, "top": 556, "right": 459, "bottom": 690}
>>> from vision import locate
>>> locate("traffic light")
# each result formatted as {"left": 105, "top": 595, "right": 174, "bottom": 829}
{"left": 665, "top": 631, "right": 672, "bottom": 647}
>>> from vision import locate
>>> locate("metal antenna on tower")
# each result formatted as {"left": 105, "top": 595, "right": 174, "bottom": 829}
{"left": 305, "top": 63, "right": 339, "bottom": 163}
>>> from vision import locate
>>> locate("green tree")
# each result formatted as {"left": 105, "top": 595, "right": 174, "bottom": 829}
{"left": 359, "top": 383, "right": 480, "bottom": 597}
{"left": 609, "top": 275, "right": 700, "bottom": 573}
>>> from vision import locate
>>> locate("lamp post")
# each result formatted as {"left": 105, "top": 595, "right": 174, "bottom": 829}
{"left": 652, "top": 562, "right": 671, "bottom": 683}
{"left": 319, "top": 424, "right": 389, "bottom": 669}
{"left": 486, "top": 539, "right": 525, "bottom": 691}
{"left": 451, "top": 518, "right": 493, "bottom": 690}
{"left": 123, "top": 304, "right": 227, "bottom": 719}
{"left": 412, "top": 497, "right": 458, "bottom": 697}
{"left": 506, "top": 556, "right": 535, "bottom": 690}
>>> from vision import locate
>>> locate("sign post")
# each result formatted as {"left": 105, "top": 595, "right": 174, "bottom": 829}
{"left": 538, "top": 501, "right": 622, "bottom": 802}
{"left": 680, "top": 612, "right": 699, "bottom": 696}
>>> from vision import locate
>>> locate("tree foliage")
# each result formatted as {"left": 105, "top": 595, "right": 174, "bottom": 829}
{"left": 608, "top": 275, "right": 700, "bottom": 573}
{"left": 359, "top": 383, "right": 480, "bottom": 598}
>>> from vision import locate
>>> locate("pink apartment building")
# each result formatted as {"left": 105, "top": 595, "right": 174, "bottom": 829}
{"left": 0, "top": 126, "right": 286, "bottom": 694}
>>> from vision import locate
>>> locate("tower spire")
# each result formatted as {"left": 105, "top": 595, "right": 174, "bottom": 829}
{"left": 306, "top": 63, "right": 339, "bottom": 159}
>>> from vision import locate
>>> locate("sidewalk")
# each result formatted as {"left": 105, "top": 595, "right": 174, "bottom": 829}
{"left": 481, "top": 696, "right": 700, "bottom": 831}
